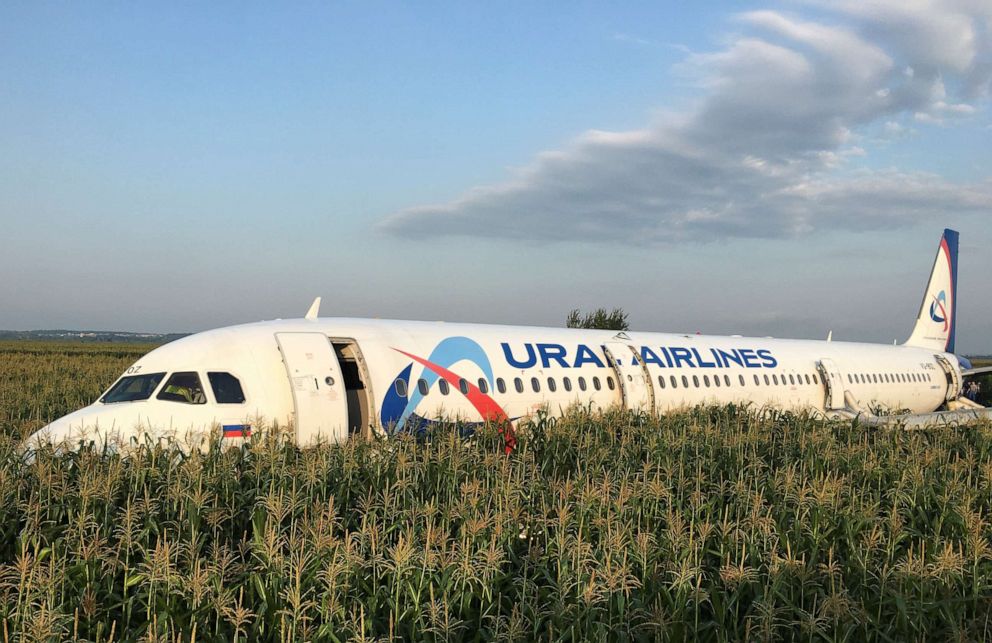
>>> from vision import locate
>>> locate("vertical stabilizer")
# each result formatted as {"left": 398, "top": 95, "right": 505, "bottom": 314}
{"left": 905, "top": 229, "right": 958, "bottom": 353}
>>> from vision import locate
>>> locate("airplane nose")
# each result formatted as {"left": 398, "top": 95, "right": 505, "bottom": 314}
{"left": 26, "top": 406, "right": 124, "bottom": 450}
{"left": 25, "top": 404, "right": 214, "bottom": 453}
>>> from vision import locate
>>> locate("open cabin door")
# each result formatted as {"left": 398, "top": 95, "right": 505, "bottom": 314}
{"left": 602, "top": 342, "right": 655, "bottom": 413}
{"left": 275, "top": 332, "right": 349, "bottom": 445}
{"left": 935, "top": 354, "right": 962, "bottom": 403}
{"left": 816, "top": 358, "right": 846, "bottom": 412}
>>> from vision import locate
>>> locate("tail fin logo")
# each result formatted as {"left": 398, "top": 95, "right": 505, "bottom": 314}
{"left": 929, "top": 290, "right": 948, "bottom": 331}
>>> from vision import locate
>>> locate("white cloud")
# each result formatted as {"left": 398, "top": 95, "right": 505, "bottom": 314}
{"left": 379, "top": 5, "right": 992, "bottom": 243}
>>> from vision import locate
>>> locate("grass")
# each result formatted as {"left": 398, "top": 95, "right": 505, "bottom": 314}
{"left": 2, "top": 341, "right": 992, "bottom": 641}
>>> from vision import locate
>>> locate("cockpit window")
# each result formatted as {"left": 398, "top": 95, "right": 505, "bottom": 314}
{"left": 101, "top": 372, "right": 166, "bottom": 404}
{"left": 208, "top": 372, "right": 246, "bottom": 404}
{"left": 157, "top": 372, "right": 207, "bottom": 404}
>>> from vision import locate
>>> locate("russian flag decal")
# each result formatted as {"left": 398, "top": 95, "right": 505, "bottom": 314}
{"left": 222, "top": 424, "right": 251, "bottom": 438}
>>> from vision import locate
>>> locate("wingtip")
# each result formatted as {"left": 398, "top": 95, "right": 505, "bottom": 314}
{"left": 305, "top": 297, "right": 321, "bottom": 321}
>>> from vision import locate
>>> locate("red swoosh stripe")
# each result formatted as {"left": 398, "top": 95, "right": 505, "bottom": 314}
{"left": 394, "top": 348, "right": 516, "bottom": 453}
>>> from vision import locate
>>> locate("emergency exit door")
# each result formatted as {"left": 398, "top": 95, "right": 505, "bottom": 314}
{"left": 275, "top": 332, "right": 349, "bottom": 445}
{"left": 816, "top": 358, "right": 846, "bottom": 411}
{"left": 602, "top": 342, "right": 655, "bottom": 412}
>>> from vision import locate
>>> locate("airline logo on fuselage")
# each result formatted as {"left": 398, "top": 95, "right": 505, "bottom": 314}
{"left": 381, "top": 336, "right": 510, "bottom": 434}
{"left": 500, "top": 343, "right": 778, "bottom": 369}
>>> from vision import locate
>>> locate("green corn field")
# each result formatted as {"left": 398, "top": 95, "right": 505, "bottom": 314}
{"left": 2, "top": 341, "right": 992, "bottom": 641}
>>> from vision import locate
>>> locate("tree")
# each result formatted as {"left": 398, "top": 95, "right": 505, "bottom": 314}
{"left": 566, "top": 307, "right": 629, "bottom": 331}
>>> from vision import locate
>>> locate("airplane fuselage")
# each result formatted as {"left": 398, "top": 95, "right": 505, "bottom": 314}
{"left": 31, "top": 229, "right": 972, "bottom": 448}
{"left": 34, "top": 317, "right": 960, "bottom": 448}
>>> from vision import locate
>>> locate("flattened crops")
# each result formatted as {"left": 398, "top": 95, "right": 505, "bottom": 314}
{"left": 2, "top": 342, "right": 992, "bottom": 641}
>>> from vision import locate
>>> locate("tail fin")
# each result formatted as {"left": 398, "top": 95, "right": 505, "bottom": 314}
{"left": 905, "top": 228, "right": 958, "bottom": 353}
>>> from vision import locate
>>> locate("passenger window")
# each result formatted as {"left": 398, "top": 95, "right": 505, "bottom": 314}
{"left": 789, "top": 374, "right": 795, "bottom": 385}
{"left": 208, "top": 372, "right": 246, "bottom": 404}
{"left": 772, "top": 374, "right": 779, "bottom": 385}
{"left": 740, "top": 375, "right": 746, "bottom": 386}
{"left": 578, "top": 377, "right": 587, "bottom": 391}
{"left": 459, "top": 379, "right": 469, "bottom": 394}
{"left": 812, "top": 374, "right": 818, "bottom": 385}
{"left": 764, "top": 374, "right": 770, "bottom": 385}
{"left": 563, "top": 377, "right": 572, "bottom": 392}
{"left": 593, "top": 377, "right": 602, "bottom": 391}
{"left": 497, "top": 378, "right": 506, "bottom": 394}
{"left": 671, "top": 375, "right": 678, "bottom": 389}
{"left": 692, "top": 375, "right": 700, "bottom": 387}
{"left": 394, "top": 379, "right": 408, "bottom": 397}
{"left": 418, "top": 379, "right": 429, "bottom": 395}
{"left": 607, "top": 377, "right": 615, "bottom": 390}
{"left": 704, "top": 375, "right": 711, "bottom": 387}
{"left": 847, "top": 374, "right": 853, "bottom": 384}
{"left": 158, "top": 372, "right": 207, "bottom": 405}
{"left": 478, "top": 378, "right": 489, "bottom": 394}
{"left": 658, "top": 375, "right": 666, "bottom": 389}
{"left": 514, "top": 377, "right": 524, "bottom": 393}
{"left": 725, "top": 375, "right": 731, "bottom": 387}
{"left": 682, "top": 375, "right": 689, "bottom": 388}
{"left": 531, "top": 377, "right": 541, "bottom": 392}
{"left": 439, "top": 380, "right": 450, "bottom": 395}
{"left": 547, "top": 377, "right": 557, "bottom": 392}
{"left": 754, "top": 374, "right": 760, "bottom": 386}
{"left": 805, "top": 374, "right": 811, "bottom": 385}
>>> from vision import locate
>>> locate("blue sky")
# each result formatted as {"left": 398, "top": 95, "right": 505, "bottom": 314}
{"left": 2, "top": 2, "right": 990, "bottom": 352}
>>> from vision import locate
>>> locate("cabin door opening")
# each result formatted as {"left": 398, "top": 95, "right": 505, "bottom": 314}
{"left": 331, "top": 339, "right": 376, "bottom": 438}
{"left": 275, "top": 332, "right": 349, "bottom": 446}
{"left": 816, "top": 358, "right": 846, "bottom": 411}
{"left": 602, "top": 342, "right": 655, "bottom": 413}
{"left": 934, "top": 354, "right": 961, "bottom": 403}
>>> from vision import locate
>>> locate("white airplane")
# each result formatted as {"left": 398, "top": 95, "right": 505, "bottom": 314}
{"left": 30, "top": 228, "right": 988, "bottom": 451}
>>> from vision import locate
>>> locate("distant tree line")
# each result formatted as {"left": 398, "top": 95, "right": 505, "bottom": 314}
{"left": 565, "top": 308, "right": 629, "bottom": 331}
